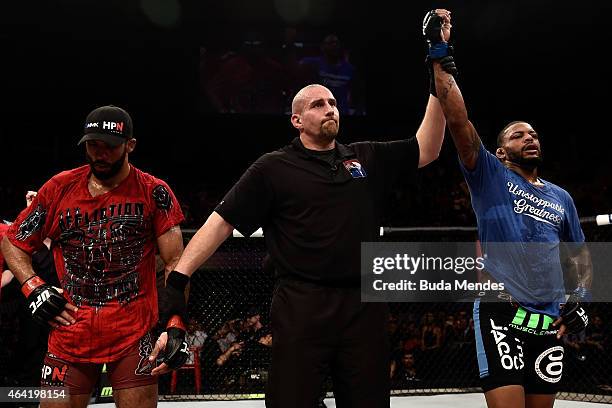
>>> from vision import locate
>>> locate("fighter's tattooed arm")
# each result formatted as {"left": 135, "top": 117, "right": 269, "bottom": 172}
{"left": 433, "top": 63, "right": 481, "bottom": 170}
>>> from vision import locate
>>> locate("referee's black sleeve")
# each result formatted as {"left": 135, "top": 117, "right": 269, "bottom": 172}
{"left": 369, "top": 137, "right": 420, "bottom": 192}
{"left": 215, "top": 156, "right": 274, "bottom": 237}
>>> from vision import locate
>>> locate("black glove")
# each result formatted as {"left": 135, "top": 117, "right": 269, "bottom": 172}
{"left": 162, "top": 316, "right": 190, "bottom": 369}
{"left": 559, "top": 290, "right": 590, "bottom": 334}
{"left": 423, "top": 9, "right": 458, "bottom": 91}
{"left": 158, "top": 270, "right": 190, "bottom": 327}
{"left": 423, "top": 10, "right": 445, "bottom": 47}
{"left": 21, "top": 275, "right": 67, "bottom": 326}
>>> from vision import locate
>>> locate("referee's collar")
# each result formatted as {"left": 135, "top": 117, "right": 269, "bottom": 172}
{"left": 290, "top": 137, "right": 355, "bottom": 159}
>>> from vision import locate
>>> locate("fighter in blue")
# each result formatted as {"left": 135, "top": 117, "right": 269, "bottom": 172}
{"left": 423, "top": 9, "right": 592, "bottom": 408}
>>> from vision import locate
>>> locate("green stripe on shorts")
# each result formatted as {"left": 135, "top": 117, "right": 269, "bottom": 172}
{"left": 512, "top": 307, "right": 527, "bottom": 325}
{"left": 542, "top": 315, "right": 554, "bottom": 330}
{"left": 527, "top": 312, "right": 541, "bottom": 328}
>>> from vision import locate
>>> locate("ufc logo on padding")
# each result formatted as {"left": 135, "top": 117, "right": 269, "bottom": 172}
{"left": 29, "top": 289, "right": 51, "bottom": 313}
{"left": 577, "top": 308, "right": 588, "bottom": 326}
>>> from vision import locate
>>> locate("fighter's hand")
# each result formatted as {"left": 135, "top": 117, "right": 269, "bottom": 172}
{"left": 423, "top": 9, "right": 457, "bottom": 76}
{"left": 149, "top": 316, "right": 190, "bottom": 376}
{"left": 553, "top": 301, "right": 589, "bottom": 339}
{"left": 25, "top": 191, "right": 37, "bottom": 208}
{"left": 149, "top": 332, "right": 171, "bottom": 375}
{"left": 438, "top": 9, "right": 452, "bottom": 42}
{"left": 21, "top": 276, "right": 78, "bottom": 328}
{"left": 553, "top": 321, "right": 568, "bottom": 338}
{"left": 423, "top": 9, "right": 452, "bottom": 44}
{"left": 48, "top": 288, "right": 78, "bottom": 328}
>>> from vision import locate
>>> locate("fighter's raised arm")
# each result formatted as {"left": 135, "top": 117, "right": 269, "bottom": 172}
{"left": 423, "top": 9, "right": 481, "bottom": 170}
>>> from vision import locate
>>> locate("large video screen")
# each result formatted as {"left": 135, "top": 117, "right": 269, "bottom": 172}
{"left": 199, "top": 26, "right": 366, "bottom": 115}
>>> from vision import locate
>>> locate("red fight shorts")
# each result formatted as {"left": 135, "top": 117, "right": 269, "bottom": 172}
{"left": 41, "top": 331, "right": 157, "bottom": 395}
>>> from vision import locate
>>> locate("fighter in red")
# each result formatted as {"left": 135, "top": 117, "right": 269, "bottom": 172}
{"left": 1, "top": 105, "right": 188, "bottom": 408}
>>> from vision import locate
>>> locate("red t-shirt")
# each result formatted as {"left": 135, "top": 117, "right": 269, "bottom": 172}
{"left": 7, "top": 165, "right": 184, "bottom": 363}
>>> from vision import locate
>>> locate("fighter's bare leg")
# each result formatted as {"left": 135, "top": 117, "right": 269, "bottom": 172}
{"left": 40, "top": 393, "right": 92, "bottom": 408}
{"left": 484, "top": 385, "right": 525, "bottom": 408}
{"left": 525, "top": 394, "right": 555, "bottom": 408}
{"left": 113, "top": 383, "right": 158, "bottom": 408}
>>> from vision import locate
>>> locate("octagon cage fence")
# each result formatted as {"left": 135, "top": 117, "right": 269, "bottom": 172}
{"left": 157, "top": 217, "right": 612, "bottom": 404}
{"left": 0, "top": 217, "right": 610, "bottom": 405}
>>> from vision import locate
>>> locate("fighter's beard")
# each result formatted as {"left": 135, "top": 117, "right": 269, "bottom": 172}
{"left": 86, "top": 148, "right": 127, "bottom": 180}
{"left": 506, "top": 150, "right": 543, "bottom": 171}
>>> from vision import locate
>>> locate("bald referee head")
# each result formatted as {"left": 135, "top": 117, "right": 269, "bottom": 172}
{"left": 290, "top": 84, "right": 340, "bottom": 147}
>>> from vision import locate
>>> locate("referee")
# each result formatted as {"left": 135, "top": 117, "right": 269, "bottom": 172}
{"left": 154, "top": 82, "right": 447, "bottom": 407}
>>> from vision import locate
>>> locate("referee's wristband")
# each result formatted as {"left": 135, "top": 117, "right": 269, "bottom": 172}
{"left": 166, "top": 270, "right": 190, "bottom": 291}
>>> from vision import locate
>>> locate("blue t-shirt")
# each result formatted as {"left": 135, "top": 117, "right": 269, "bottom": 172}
{"left": 460, "top": 144, "right": 584, "bottom": 316}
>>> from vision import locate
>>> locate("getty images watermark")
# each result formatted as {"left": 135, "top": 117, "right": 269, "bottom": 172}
{"left": 361, "top": 242, "right": 612, "bottom": 303}
{"left": 371, "top": 252, "right": 494, "bottom": 291}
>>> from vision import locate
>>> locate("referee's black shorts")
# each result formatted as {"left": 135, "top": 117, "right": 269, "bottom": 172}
{"left": 265, "top": 278, "right": 390, "bottom": 408}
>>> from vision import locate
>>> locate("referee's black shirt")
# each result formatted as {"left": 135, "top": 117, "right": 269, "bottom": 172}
{"left": 216, "top": 137, "right": 419, "bottom": 287}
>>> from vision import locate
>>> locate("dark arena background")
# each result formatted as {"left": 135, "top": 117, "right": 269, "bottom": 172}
{"left": 1, "top": 0, "right": 612, "bottom": 406}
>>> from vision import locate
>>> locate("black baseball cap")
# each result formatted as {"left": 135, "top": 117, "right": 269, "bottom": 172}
{"left": 78, "top": 105, "right": 133, "bottom": 147}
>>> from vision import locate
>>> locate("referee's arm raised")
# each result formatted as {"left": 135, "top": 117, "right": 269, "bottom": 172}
{"left": 415, "top": 94, "right": 446, "bottom": 168}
